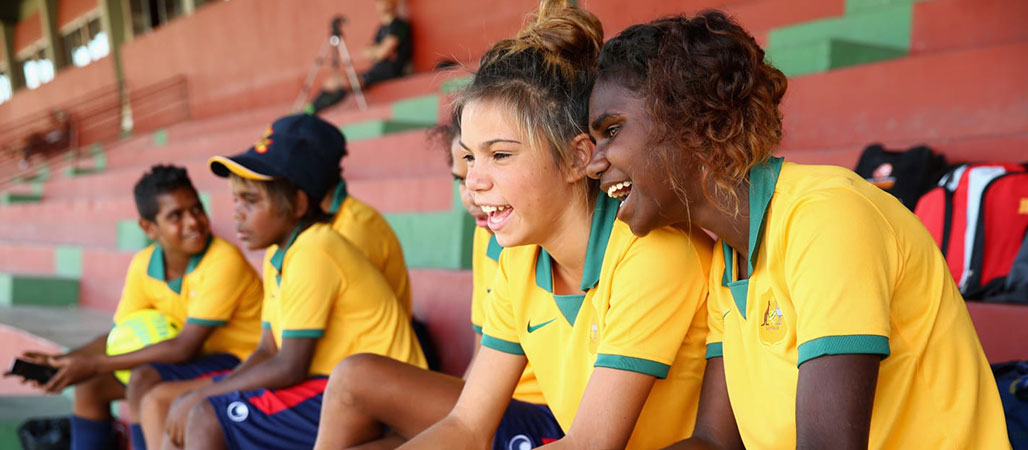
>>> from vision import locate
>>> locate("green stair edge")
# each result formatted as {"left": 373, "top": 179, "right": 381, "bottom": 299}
{"left": 0, "top": 273, "right": 80, "bottom": 306}
{"left": 767, "top": 39, "right": 907, "bottom": 77}
{"left": 768, "top": 3, "right": 914, "bottom": 52}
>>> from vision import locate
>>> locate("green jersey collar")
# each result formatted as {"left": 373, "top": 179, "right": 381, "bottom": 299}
{"left": 146, "top": 236, "right": 212, "bottom": 295}
{"left": 721, "top": 156, "right": 783, "bottom": 319}
{"left": 534, "top": 191, "right": 619, "bottom": 294}
{"left": 269, "top": 225, "right": 304, "bottom": 273}
{"left": 327, "top": 180, "right": 349, "bottom": 215}
{"left": 486, "top": 234, "right": 503, "bottom": 262}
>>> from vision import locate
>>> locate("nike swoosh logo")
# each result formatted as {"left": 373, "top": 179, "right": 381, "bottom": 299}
{"left": 722, "top": 310, "right": 731, "bottom": 319}
{"left": 527, "top": 318, "right": 556, "bottom": 333}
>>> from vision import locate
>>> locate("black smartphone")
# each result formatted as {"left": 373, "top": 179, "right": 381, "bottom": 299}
{"left": 6, "top": 358, "right": 57, "bottom": 384}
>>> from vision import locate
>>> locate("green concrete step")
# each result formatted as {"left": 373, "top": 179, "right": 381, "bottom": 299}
{"left": 0, "top": 274, "right": 79, "bottom": 307}
{"left": 391, "top": 94, "right": 440, "bottom": 125}
{"left": 767, "top": 39, "right": 907, "bottom": 76}
{"left": 441, "top": 75, "right": 472, "bottom": 93}
{"left": 15, "top": 164, "right": 50, "bottom": 183}
{"left": 153, "top": 128, "right": 169, "bottom": 147}
{"left": 846, "top": 0, "right": 928, "bottom": 15}
{"left": 0, "top": 191, "right": 42, "bottom": 205}
{"left": 768, "top": 3, "right": 914, "bottom": 51}
{"left": 385, "top": 210, "right": 475, "bottom": 270}
{"left": 0, "top": 395, "right": 73, "bottom": 449}
{"left": 341, "top": 119, "right": 432, "bottom": 141}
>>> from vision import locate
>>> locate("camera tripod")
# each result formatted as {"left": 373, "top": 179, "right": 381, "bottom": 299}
{"left": 293, "top": 16, "right": 368, "bottom": 112}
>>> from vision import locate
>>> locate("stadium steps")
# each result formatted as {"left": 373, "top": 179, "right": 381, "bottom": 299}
{"left": 909, "top": 0, "right": 1028, "bottom": 55}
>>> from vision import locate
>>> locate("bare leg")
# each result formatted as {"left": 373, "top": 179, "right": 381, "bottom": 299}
{"left": 141, "top": 378, "right": 212, "bottom": 450}
{"left": 73, "top": 373, "right": 126, "bottom": 420}
{"left": 125, "top": 365, "right": 163, "bottom": 421}
{"left": 313, "top": 353, "right": 465, "bottom": 449}
{"left": 184, "top": 400, "right": 226, "bottom": 450}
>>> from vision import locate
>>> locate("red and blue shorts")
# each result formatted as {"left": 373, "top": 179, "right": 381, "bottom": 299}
{"left": 206, "top": 376, "right": 327, "bottom": 449}
{"left": 148, "top": 353, "right": 239, "bottom": 382}
{"left": 493, "top": 399, "right": 564, "bottom": 449}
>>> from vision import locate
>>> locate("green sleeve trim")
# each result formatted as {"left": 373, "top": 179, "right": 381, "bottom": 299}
{"left": 471, "top": 324, "right": 483, "bottom": 335}
{"left": 261, "top": 321, "right": 272, "bottom": 329}
{"left": 186, "top": 317, "right": 227, "bottom": 327}
{"left": 705, "top": 342, "right": 723, "bottom": 360}
{"left": 594, "top": 354, "right": 670, "bottom": 379}
{"left": 481, "top": 334, "right": 524, "bottom": 355}
{"left": 797, "top": 334, "right": 890, "bottom": 367}
{"left": 281, "top": 329, "right": 325, "bottom": 339}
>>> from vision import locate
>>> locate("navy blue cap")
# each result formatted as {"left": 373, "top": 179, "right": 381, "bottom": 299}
{"left": 209, "top": 114, "right": 347, "bottom": 201}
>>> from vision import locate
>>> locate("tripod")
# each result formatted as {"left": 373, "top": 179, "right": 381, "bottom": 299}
{"left": 294, "top": 18, "right": 368, "bottom": 112}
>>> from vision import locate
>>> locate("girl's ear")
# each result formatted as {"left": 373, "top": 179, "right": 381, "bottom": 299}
{"left": 294, "top": 189, "right": 310, "bottom": 220}
{"left": 565, "top": 133, "right": 596, "bottom": 183}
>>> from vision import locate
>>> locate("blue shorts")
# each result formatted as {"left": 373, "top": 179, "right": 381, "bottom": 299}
{"left": 494, "top": 399, "right": 564, "bottom": 449}
{"left": 206, "top": 376, "right": 328, "bottom": 450}
{"left": 149, "top": 353, "right": 239, "bottom": 382}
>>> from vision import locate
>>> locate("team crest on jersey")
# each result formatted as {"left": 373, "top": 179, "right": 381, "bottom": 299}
{"left": 254, "top": 125, "right": 274, "bottom": 154}
{"left": 758, "top": 290, "right": 787, "bottom": 344}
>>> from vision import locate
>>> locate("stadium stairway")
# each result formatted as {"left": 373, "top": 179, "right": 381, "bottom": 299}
{"left": 0, "top": 0, "right": 1025, "bottom": 443}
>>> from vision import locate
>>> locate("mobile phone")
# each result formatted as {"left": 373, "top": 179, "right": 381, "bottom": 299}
{"left": 6, "top": 358, "right": 57, "bottom": 384}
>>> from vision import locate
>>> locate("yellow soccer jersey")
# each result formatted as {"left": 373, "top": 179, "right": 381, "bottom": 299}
{"left": 482, "top": 194, "right": 712, "bottom": 449}
{"left": 471, "top": 226, "right": 545, "bottom": 405}
{"left": 328, "top": 181, "right": 412, "bottom": 317}
{"left": 261, "top": 222, "right": 426, "bottom": 376}
{"left": 113, "top": 236, "right": 263, "bottom": 360}
{"left": 705, "top": 158, "right": 1009, "bottom": 449}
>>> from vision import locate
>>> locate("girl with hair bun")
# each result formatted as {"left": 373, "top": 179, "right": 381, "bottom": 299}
{"left": 586, "top": 11, "right": 1009, "bottom": 449}
{"left": 401, "top": 1, "right": 712, "bottom": 448}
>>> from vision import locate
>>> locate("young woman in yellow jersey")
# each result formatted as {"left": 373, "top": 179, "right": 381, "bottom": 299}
{"left": 396, "top": 1, "right": 712, "bottom": 449}
{"left": 586, "top": 11, "right": 1009, "bottom": 449}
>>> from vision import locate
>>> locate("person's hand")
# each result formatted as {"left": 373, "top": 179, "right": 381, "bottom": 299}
{"left": 20, "top": 351, "right": 59, "bottom": 364}
{"left": 166, "top": 391, "right": 203, "bottom": 447}
{"left": 42, "top": 354, "right": 99, "bottom": 393}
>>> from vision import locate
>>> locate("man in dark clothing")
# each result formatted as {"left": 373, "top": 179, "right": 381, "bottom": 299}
{"left": 312, "top": 0, "right": 412, "bottom": 113}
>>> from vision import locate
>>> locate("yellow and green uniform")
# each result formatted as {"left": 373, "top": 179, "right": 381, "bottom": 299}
{"left": 481, "top": 194, "right": 712, "bottom": 449}
{"left": 113, "top": 236, "right": 263, "bottom": 360}
{"left": 706, "top": 158, "right": 1009, "bottom": 449}
{"left": 327, "top": 181, "right": 412, "bottom": 316}
{"left": 471, "top": 226, "right": 545, "bottom": 405}
{"left": 261, "top": 222, "right": 426, "bottom": 376}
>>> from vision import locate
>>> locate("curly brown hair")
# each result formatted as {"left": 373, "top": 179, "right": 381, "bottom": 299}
{"left": 596, "top": 11, "right": 787, "bottom": 215}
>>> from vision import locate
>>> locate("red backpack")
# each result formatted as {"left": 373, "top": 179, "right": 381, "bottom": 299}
{"left": 914, "top": 162, "right": 1028, "bottom": 298}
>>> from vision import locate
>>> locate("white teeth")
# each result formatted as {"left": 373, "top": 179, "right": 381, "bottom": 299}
{"left": 481, "top": 205, "right": 510, "bottom": 214}
{"left": 606, "top": 181, "right": 633, "bottom": 199}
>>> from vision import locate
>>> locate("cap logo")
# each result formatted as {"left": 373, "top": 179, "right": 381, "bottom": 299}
{"left": 254, "top": 125, "right": 274, "bottom": 154}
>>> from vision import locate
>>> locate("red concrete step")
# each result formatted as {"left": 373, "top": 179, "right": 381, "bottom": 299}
{"left": 0, "top": 242, "right": 55, "bottom": 275}
{"left": 409, "top": 268, "right": 473, "bottom": 377}
{"left": 0, "top": 197, "right": 133, "bottom": 247}
{"left": 779, "top": 132, "right": 1028, "bottom": 169}
{"left": 780, "top": 42, "right": 1028, "bottom": 153}
{"left": 911, "top": 0, "right": 1028, "bottom": 55}
{"left": 967, "top": 301, "right": 1028, "bottom": 363}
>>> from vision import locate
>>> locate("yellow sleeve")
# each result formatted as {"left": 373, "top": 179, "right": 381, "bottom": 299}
{"left": 186, "top": 249, "right": 255, "bottom": 327}
{"left": 595, "top": 230, "right": 709, "bottom": 379}
{"left": 784, "top": 190, "right": 895, "bottom": 367}
{"left": 480, "top": 250, "right": 523, "bottom": 355}
{"left": 260, "top": 254, "right": 274, "bottom": 329}
{"left": 112, "top": 252, "right": 152, "bottom": 323}
{"left": 278, "top": 247, "right": 342, "bottom": 338}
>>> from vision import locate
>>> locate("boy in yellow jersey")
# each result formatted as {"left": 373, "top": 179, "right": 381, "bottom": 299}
{"left": 18, "top": 165, "right": 263, "bottom": 450}
{"left": 311, "top": 116, "right": 562, "bottom": 450}
{"left": 319, "top": 133, "right": 411, "bottom": 315}
{"left": 158, "top": 114, "right": 425, "bottom": 450}
{"left": 587, "top": 12, "right": 1009, "bottom": 449}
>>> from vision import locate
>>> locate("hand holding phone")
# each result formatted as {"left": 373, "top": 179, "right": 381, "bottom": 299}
{"left": 5, "top": 358, "right": 58, "bottom": 384}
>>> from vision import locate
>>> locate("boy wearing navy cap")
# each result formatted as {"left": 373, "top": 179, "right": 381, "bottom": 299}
{"left": 157, "top": 114, "right": 426, "bottom": 449}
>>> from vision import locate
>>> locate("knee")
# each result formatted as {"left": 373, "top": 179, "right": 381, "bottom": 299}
{"left": 327, "top": 353, "right": 391, "bottom": 405}
{"left": 125, "top": 365, "right": 161, "bottom": 400}
{"left": 185, "top": 400, "right": 223, "bottom": 446}
{"left": 73, "top": 374, "right": 115, "bottom": 404}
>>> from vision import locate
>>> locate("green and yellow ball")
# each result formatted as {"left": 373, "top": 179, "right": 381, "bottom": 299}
{"left": 106, "top": 309, "right": 181, "bottom": 384}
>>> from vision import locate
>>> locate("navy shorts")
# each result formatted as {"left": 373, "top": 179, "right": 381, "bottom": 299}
{"left": 493, "top": 399, "right": 564, "bottom": 449}
{"left": 149, "top": 353, "right": 239, "bottom": 382}
{"left": 207, "top": 376, "right": 328, "bottom": 450}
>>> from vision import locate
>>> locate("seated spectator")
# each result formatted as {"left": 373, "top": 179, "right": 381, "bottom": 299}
{"left": 19, "top": 110, "right": 74, "bottom": 169}
{"left": 311, "top": 0, "right": 412, "bottom": 113}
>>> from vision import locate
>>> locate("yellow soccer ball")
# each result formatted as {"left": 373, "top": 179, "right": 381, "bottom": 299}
{"left": 106, "top": 309, "right": 181, "bottom": 384}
